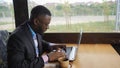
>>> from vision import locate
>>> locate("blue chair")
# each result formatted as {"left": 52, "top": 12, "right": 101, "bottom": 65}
{"left": 0, "top": 30, "right": 9, "bottom": 68}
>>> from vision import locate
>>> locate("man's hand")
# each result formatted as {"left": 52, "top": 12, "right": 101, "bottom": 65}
{"left": 50, "top": 44, "right": 66, "bottom": 52}
{"left": 47, "top": 50, "right": 65, "bottom": 62}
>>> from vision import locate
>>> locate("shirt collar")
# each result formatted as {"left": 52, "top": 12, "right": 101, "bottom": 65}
{"left": 27, "top": 23, "right": 36, "bottom": 39}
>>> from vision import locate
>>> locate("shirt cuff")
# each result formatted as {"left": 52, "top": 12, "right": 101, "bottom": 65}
{"left": 42, "top": 55, "right": 49, "bottom": 63}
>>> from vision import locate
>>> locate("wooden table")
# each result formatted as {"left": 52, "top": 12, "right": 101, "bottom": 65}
{"left": 45, "top": 44, "right": 120, "bottom": 68}
{"left": 70, "top": 44, "right": 120, "bottom": 68}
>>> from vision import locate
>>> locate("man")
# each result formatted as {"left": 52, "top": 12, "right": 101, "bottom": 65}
{"left": 7, "top": 5, "right": 65, "bottom": 68}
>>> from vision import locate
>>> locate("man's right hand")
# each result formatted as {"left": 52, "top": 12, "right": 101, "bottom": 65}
{"left": 47, "top": 51, "right": 65, "bottom": 62}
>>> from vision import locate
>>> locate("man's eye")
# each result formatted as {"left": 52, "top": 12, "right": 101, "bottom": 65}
{"left": 45, "top": 24, "right": 48, "bottom": 26}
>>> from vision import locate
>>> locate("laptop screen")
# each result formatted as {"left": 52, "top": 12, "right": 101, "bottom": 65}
{"left": 77, "top": 29, "right": 83, "bottom": 47}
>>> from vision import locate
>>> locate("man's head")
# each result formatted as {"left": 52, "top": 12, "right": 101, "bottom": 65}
{"left": 29, "top": 5, "right": 51, "bottom": 34}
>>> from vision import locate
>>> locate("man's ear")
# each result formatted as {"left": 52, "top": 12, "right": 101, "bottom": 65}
{"left": 33, "top": 19, "right": 39, "bottom": 26}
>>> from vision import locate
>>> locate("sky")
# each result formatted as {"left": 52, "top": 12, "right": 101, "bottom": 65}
{"left": 0, "top": 0, "right": 115, "bottom": 4}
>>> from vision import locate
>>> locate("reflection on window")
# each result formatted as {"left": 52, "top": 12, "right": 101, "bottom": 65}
{"left": 0, "top": 0, "right": 15, "bottom": 32}
{"left": 28, "top": 0, "right": 118, "bottom": 32}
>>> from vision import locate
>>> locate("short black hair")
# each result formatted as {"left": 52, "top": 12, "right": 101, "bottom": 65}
{"left": 30, "top": 5, "right": 51, "bottom": 21}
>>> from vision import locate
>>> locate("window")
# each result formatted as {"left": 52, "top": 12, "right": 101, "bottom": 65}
{"left": 28, "top": 0, "right": 118, "bottom": 32}
{"left": 0, "top": 0, "right": 15, "bottom": 31}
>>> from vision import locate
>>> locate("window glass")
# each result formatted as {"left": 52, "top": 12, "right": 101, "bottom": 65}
{"left": 28, "top": 0, "right": 118, "bottom": 32}
{"left": 0, "top": 0, "right": 15, "bottom": 31}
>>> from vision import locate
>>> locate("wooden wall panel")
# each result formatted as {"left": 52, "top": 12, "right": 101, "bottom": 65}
{"left": 43, "top": 33, "right": 120, "bottom": 44}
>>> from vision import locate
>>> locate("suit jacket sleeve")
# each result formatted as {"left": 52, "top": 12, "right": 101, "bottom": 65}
{"left": 42, "top": 40, "right": 52, "bottom": 53}
{"left": 7, "top": 35, "right": 44, "bottom": 68}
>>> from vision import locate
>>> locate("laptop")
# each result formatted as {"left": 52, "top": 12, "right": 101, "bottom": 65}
{"left": 66, "top": 29, "right": 82, "bottom": 61}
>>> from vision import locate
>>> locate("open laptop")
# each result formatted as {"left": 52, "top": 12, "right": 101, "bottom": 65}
{"left": 66, "top": 29, "right": 82, "bottom": 61}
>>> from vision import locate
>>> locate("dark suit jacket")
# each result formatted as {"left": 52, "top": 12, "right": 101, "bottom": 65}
{"left": 7, "top": 22, "right": 51, "bottom": 68}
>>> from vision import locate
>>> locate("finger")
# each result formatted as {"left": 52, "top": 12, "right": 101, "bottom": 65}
{"left": 58, "top": 53, "right": 65, "bottom": 58}
{"left": 55, "top": 53, "right": 62, "bottom": 58}
{"left": 59, "top": 52, "right": 66, "bottom": 56}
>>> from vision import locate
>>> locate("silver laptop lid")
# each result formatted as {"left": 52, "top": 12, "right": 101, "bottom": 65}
{"left": 68, "top": 29, "right": 83, "bottom": 61}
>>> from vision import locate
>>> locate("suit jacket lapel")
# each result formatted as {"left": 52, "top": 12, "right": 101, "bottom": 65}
{"left": 23, "top": 22, "right": 43, "bottom": 56}
{"left": 23, "top": 23, "right": 36, "bottom": 55}
{"left": 36, "top": 34, "right": 43, "bottom": 55}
